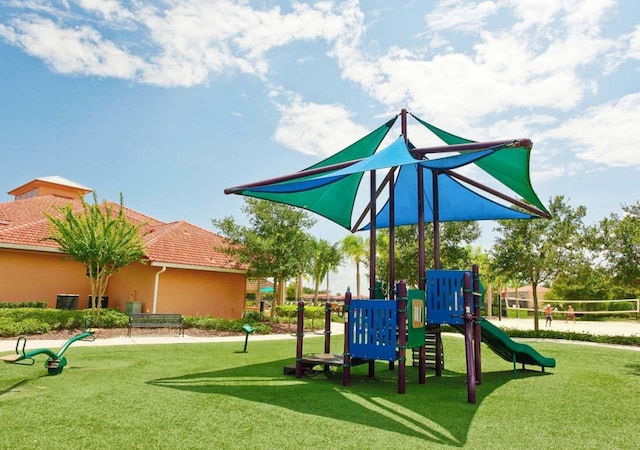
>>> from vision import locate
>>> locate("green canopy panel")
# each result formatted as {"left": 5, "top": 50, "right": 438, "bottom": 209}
{"left": 412, "top": 114, "right": 549, "bottom": 215}
{"left": 233, "top": 117, "right": 396, "bottom": 229}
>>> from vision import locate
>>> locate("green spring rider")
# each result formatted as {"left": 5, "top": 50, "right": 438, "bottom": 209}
{"left": 1, "top": 318, "right": 95, "bottom": 375}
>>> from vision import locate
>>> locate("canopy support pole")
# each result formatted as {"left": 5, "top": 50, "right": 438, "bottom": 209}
{"left": 369, "top": 170, "right": 376, "bottom": 299}
{"left": 432, "top": 170, "right": 441, "bottom": 269}
{"left": 445, "top": 170, "right": 551, "bottom": 219}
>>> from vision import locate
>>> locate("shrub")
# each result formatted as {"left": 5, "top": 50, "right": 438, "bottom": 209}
{"left": 0, "top": 301, "right": 48, "bottom": 309}
{"left": 0, "top": 318, "right": 20, "bottom": 337}
{"left": 90, "top": 309, "right": 129, "bottom": 328}
{"left": 609, "top": 302, "right": 636, "bottom": 317}
{"left": 183, "top": 316, "right": 271, "bottom": 334}
{"left": 0, "top": 308, "right": 129, "bottom": 336}
{"left": 242, "top": 310, "right": 264, "bottom": 321}
{"left": 16, "top": 318, "right": 51, "bottom": 335}
{"left": 275, "top": 304, "right": 325, "bottom": 320}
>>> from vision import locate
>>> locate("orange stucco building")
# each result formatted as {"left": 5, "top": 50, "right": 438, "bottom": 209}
{"left": 0, "top": 177, "right": 247, "bottom": 318}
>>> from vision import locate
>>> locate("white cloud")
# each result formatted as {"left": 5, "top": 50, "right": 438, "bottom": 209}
{"left": 0, "top": 17, "right": 144, "bottom": 78}
{"left": 426, "top": 0, "right": 499, "bottom": 33}
{"left": 542, "top": 92, "right": 640, "bottom": 167}
{"left": 0, "top": 0, "right": 363, "bottom": 87}
{"left": 271, "top": 92, "right": 369, "bottom": 157}
{"left": 77, "top": 0, "right": 134, "bottom": 22}
{"left": 330, "top": 0, "right": 617, "bottom": 128}
{"left": 622, "top": 24, "right": 640, "bottom": 60}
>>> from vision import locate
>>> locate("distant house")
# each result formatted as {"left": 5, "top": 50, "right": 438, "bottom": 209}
{"left": 0, "top": 177, "right": 247, "bottom": 318}
{"left": 503, "top": 285, "right": 550, "bottom": 308}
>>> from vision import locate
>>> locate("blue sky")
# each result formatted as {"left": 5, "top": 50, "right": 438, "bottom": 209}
{"left": 1, "top": 1, "right": 639, "bottom": 291}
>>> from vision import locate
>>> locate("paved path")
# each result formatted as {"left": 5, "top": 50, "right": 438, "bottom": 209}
{"left": 2, "top": 319, "right": 638, "bottom": 353}
{"left": 485, "top": 317, "right": 640, "bottom": 337}
{"left": 0, "top": 322, "right": 344, "bottom": 352}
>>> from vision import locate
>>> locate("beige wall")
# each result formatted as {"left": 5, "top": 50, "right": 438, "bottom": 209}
{"left": 0, "top": 248, "right": 91, "bottom": 307}
{"left": 1, "top": 249, "right": 246, "bottom": 318}
{"left": 150, "top": 267, "right": 246, "bottom": 318}
{"left": 106, "top": 263, "right": 157, "bottom": 313}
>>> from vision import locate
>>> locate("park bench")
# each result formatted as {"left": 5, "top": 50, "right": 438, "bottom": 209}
{"left": 128, "top": 313, "right": 184, "bottom": 337}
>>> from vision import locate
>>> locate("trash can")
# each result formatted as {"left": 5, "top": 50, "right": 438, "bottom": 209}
{"left": 87, "top": 296, "right": 109, "bottom": 309}
{"left": 56, "top": 294, "right": 79, "bottom": 310}
{"left": 125, "top": 301, "right": 142, "bottom": 315}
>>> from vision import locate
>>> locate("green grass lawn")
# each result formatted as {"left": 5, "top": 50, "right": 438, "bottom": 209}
{"left": 1, "top": 335, "right": 639, "bottom": 449}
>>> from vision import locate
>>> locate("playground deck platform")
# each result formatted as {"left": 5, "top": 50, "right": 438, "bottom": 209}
{"left": 283, "top": 353, "right": 368, "bottom": 375}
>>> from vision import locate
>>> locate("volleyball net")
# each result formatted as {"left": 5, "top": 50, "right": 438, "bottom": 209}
{"left": 502, "top": 298, "right": 639, "bottom": 318}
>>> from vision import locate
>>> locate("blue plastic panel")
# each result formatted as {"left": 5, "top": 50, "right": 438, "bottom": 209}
{"left": 426, "top": 270, "right": 471, "bottom": 325}
{"left": 349, "top": 300, "right": 397, "bottom": 361}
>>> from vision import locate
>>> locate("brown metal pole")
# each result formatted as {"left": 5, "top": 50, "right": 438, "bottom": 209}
{"left": 324, "top": 300, "right": 332, "bottom": 355}
{"left": 472, "top": 264, "right": 482, "bottom": 385}
{"left": 351, "top": 169, "right": 394, "bottom": 232}
{"left": 389, "top": 172, "right": 396, "bottom": 300}
{"left": 342, "top": 289, "right": 352, "bottom": 387}
{"left": 432, "top": 170, "right": 440, "bottom": 269}
{"left": 397, "top": 280, "right": 407, "bottom": 394}
{"left": 224, "top": 159, "right": 361, "bottom": 194}
{"left": 445, "top": 170, "right": 551, "bottom": 219}
{"left": 409, "top": 138, "right": 533, "bottom": 157}
{"left": 463, "top": 273, "right": 477, "bottom": 403}
{"left": 369, "top": 170, "right": 376, "bottom": 299}
{"left": 295, "top": 300, "right": 305, "bottom": 378}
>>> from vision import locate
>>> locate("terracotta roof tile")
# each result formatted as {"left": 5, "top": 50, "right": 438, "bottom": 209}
{"left": 0, "top": 195, "right": 243, "bottom": 272}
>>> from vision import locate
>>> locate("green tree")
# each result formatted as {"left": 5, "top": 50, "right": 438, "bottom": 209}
{"left": 45, "top": 193, "right": 147, "bottom": 317}
{"left": 591, "top": 201, "right": 640, "bottom": 297}
{"left": 491, "top": 196, "right": 586, "bottom": 330}
{"left": 545, "top": 262, "right": 611, "bottom": 300}
{"left": 212, "top": 198, "right": 315, "bottom": 319}
{"left": 374, "top": 221, "right": 481, "bottom": 289}
{"left": 309, "top": 238, "right": 343, "bottom": 304}
{"left": 340, "top": 234, "right": 367, "bottom": 298}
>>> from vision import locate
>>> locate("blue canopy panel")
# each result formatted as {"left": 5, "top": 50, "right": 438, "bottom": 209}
{"left": 242, "top": 136, "right": 418, "bottom": 194}
{"left": 243, "top": 138, "right": 496, "bottom": 194}
{"left": 360, "top": 164, "right": 535, "bottom": 230}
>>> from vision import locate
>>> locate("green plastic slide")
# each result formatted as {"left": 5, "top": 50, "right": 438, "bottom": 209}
{"left": 453, "top": 319, "right": 555, "bottom": 371}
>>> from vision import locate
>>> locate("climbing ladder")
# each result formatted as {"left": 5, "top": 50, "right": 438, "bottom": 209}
{"left": 413, "top": 326, "right": 444, "bottom": 369}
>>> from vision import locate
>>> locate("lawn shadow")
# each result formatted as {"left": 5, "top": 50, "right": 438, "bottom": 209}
{"left": 148, "top": 358, "right": 539, "bottom": 446}
{"left": 0, "top": 378, "right": 33, "bottom": 397}
{"left": 624, "top": 362, "right": 640, "bottom": 377}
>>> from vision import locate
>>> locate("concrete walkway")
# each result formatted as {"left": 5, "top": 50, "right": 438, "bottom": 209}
{"left": 0, "top": 322, "right": 344, "bottom": 353}
{"left": 2, "top": 318, "right": 638, "bottom": 353}
{"left": 486, "top": 317, "right": 640, "bottom": 337}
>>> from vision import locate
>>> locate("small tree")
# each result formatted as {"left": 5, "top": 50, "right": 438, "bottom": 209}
{"left": 309, "top": 238, "right": 343, "bottom": 304}
{"left": 491, "top": 196, "right": 586, "bottom": 330}
{"left": 212, "top": 198, "right": 315, "bottom": 320}
{"left": 46, "top": 193, "right": 147, "bottom": 317}
{"left": 340, "top": 234, "right": 367, "bottom": 298}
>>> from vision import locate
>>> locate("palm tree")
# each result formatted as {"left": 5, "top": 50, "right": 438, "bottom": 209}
{"left": 309, "top": 238, "right": 342, "bottom": 305}
{"left": 341, "top": 234, "right": 367, "bottom": 299}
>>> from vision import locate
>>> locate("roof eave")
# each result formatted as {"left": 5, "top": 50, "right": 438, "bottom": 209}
{"left": 149, "top": 261, "right": 246, "bottom": 274}
{"left": 0, "top": 243, "right": 61, "bottom": 253}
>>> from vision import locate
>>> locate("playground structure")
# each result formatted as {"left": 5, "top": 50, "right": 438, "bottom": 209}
{"left": 225, "top": 108, "right": 556, "bottom": 403}
{"left": 1, "top": 319, "right": 95, "bottom": 375}
{"left": 291, "top": 266, "right": 555, "bottom": 403}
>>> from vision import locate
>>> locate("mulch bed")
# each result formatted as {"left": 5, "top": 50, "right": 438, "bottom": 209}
{"left": 10, "top": 322, "right": 294, "bottom": 341}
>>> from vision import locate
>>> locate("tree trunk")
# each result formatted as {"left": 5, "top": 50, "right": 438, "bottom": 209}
{"left": 486, "top": 284, "right": 493, "bottom": 318}
{"left": 326, "top": 273, "right": 330, "bottom": 302}
{"left": 532, "top": 281, "right": 539, "bottom": 331}
{"left": 296, "top": 274, "right": 303, "bottom": 301}
{"left": 313, "top": 278, "right": 320, "bottom": 306}
{"left": 355, "top": 261, "right": 361, "bottom": 299}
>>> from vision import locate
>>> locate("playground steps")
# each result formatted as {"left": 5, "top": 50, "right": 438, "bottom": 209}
{"left": 413, "top": 328, "right": 444, "bottom": 369}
